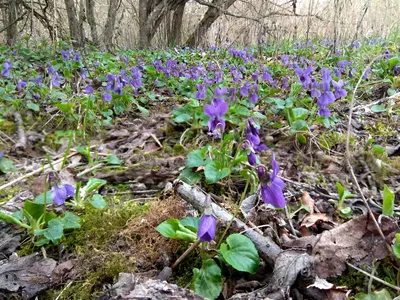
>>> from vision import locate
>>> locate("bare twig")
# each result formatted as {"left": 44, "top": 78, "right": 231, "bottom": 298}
{"left": 346, "top": 262, "right": 400, "bottom": 292}
{"left": 12, "top": 112, "right": 27, "bottom": 153}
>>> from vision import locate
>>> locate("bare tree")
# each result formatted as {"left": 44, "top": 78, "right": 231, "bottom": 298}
{"left": 103, "top": 0, "right": 121, "bottom": 49}
{"left": 6, "top": 0, "right": 18, "bottom": 45}
{"left": 85, "top": 0, "right": 98, "bottom": 45}
{"left": 64, "top": 0, "right": 83, "bottom": 46}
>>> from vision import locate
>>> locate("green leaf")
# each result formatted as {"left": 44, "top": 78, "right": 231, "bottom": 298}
{"left": 136, "top": 104, "right": 150, "bottom": 116}
{"left": 173, "top": 113, "right": 191, "bottom": 123}
{"left": 235, "top": 105, "right": 250, "bottom": 116}
{"left": 180, "top": 217, "right": 200, "bottom": 232}
{"left": 382, "top": 184, "right": 394, "bottom": 216}
{"left": 290, "top": 83, "right": 303, "bottom": 97}
{"left": 84, "top": 178, "right": 107, "bottom": 194}
{"left": 179, "top": 168, "right": 202, "bottom": 185}
{"left": 291, "top": 120, "right": 308, "bottom": 131}
{"left": 370, "top": 105, "right": 386, "bottom": 113}
{"left": 90, "top": 194, "right": 107, "bottom": 209}
{"left": 50, "top": 91, "right": 68, "bottom": 101}
{"left": 23, "top": 200, "right": 46, "bottom": 222}
{"left": 26, "top": 102, "right": 40, "bottom": 112}
{"left": 0, "top": 157, "right": 16, "bottom": 173}
{"left": 204, "top": 161, "right": 230, "bottom": 184}
{"left": 339, "top": 207, "right": 353, "bottom": 217}
{"left": 186, "top": 149, "right": 207, "bottom": 168}
{"left": 156, "top": 218, "right": 197, "bottom": 242}
{"left": 219, "top": 234, "right": 259, "bottom": 274}
{"left": 33, "top": 191, "right": 52, "bottom": 204}
{"left": 61, "top": 212, "right": 81, "bottom": 229}
{"left": 192, "top": 259, "right": 222, "bottom": 300}
{"left": 392, "top": 233, "right": 400, "bottom": 259}
{"left": 43, "top": 218, "right": 63, "bottom": 243}
{"left": 355, "top": 288, "right": 392, "bottom": 300}
{"left": 56, "top": 103, "right": 74, "bottom": 114}
{"left": 0, "top": 211, "right": 30, "bottom": 229}
{"left": 253, "top": 111, "right": 267, "bottom": 119}
{"left": 297, "top": 133, "right": 307, "bottom": 144}
{"left": 292, "top": 108, "right": 309, "bottom": 120}
{"left": 373, "top": 145, "right": 386, "bottom": 155}
{"left": 34, "top": 237, "right": 50, "bottom": 246}
{"left": 106, "top": 155, "right": 121, "bottom": 165}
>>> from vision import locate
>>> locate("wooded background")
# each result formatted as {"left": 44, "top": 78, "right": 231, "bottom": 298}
{"left": 1, "top": 0, "right": 400, "bottom": 48}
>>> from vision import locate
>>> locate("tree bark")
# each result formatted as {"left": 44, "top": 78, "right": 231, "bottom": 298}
{"left": 6, "top": 0, "right": 18, "bottom": 46}
{"left": 64, "top": 0, "right": 81, "bottom": 46}
{"left": 85, "top": 0, "right": 98, "bottom": 45}
{"left": 78, "top": 0, "right": 86, "bottom": 46}
{"left": 185, "top": 0, "right": 236, "bottom": 47}
{"left": 103, "top": 0, "right": 120, "bottom": 49}
{"left": 168, "top": 1, "right": 185, "bottom": 45}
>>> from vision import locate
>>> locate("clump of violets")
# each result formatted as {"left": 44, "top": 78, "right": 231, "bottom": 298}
{"left": 257, "top": 153, "right": 285, "bottom": 208}
{"left": 1, "top": 59, "right": 11, "bottom": 77}
{"left": 244, "top": 119, "right": 267, "bottom": 166}
{"left": 51, "top": 183, "right": 75, "bottom": 206}
{"left": 197, "top": 194, "right": 217, "bottom": 242}
{"left": 316, "top": 68, "right": 335, "bottom": 117}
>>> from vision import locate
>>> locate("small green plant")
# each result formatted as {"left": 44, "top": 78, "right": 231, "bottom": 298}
{"left": 336, "top": 182, "right": 355, "bottom": 217}
{"left": 156, "top": 199, "right": 259, "bottom": 300}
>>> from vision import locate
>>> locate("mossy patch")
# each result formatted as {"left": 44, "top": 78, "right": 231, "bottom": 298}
{"left": 40, "top": 193, "right": 187, "bottom": 299}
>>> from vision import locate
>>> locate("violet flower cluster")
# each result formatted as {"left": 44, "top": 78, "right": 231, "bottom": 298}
{"left": 51, "top": 184, "right": 75, "bottom": 206}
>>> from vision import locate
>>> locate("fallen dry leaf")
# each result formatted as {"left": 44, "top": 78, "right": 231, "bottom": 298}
{"left": 299, "top": 213, "right": 335, "bottom": 236}
{"left": 301, "top": 192, "right": 315, "bottom": 214}
{"left": 283, "top": 213, "right": 398, "bottom": 278}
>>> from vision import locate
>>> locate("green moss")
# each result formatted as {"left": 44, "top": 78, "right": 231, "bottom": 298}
{"left": 39, "top": 202, "right": 151, "bottom": 300}
{"left": 0, "top": 186, "right": 23, "bottom": 202}
{"left": 173, "top": 143, "right": 186, "bottom": 155}
{"left": 365, "top": 122, "right": 395, "bottom": 137}
{"left": 318, "top": 132, "right": 346, "bottom": 151}
{"left": 0, "top": 119, "right": 15, "bottom": 135}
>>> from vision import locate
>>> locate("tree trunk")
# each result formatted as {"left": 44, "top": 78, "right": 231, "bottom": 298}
{"left": 168, "top": 1, "right": 185, "bottom": 46}
{"left": 78, "top": 0, "right": 86, "bottom": 46}
{"left": 103, "top": 0, "right": 120, "bottom": 49}
{"left": 85, "top": 0, "right": 98, "bottom": 45}
{"left": 64, "top": 0, "right": 81, "bottom": 46}
{"left": 185, "top": 0, "right": 235, "bottom": 47}
{"left": 6, "top": 0, "right": 18, "bottom": 46}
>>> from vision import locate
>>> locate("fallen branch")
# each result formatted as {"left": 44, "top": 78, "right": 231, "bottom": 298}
{"left": 12, "top": 112, "right": 27, "bottom": 153}
{"left": 173, "top": 180, "right": 281, "bottom": 265}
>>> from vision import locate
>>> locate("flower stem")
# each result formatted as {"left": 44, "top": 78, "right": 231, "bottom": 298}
{"left": 171, "top": 238, "right": 202, "bottom": 269}
{"left": 216, "top": 175, "right": 251, "bottom": 248}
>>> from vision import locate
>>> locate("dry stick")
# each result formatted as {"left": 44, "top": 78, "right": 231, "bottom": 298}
{"left": 0, "top": 151, "right": 80, "bottom": 191}
{"left": 345, "top": 55, "right": 396, "bottom": 259}
{"left": 174, "top": 180, "right": 281, "bottom": 265}
{"left": 171, "top": 239, "right": 202, "bottom": 270}
{"left": 76, "top": 163, "right": 105, "bottom": 177}
{"left": 13, "top": 112, "right": 27, "bottom": 152}
{"left": 346, "top": 262, "right": 400, "bottom": 292}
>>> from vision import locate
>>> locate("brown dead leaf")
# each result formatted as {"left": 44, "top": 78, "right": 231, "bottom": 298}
{"left": 283, "top": 214, "right": 398, "bottom": 278}
{"left": 299, "top": 213, "right": 335, "bottom": 236}
{"left": 305, "top": 277, "right": 350, "bottom": 300}
{"left": 301, "top": 192, "right": 315, "bottom": 214}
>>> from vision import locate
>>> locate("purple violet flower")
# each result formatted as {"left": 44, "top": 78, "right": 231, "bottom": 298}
{"left": 258, "top": 153, "right": 285, "bottom": 208}
{"left": 198, "top": 213, "right": 216, "bottom": 242}
{"left": 196, "top": 83, "right": 206, "bottom": 100}
{"left": 103, "top": 93, "right": 112, "bottom": 102}
{"left": 51, "top": 184, "right": 75, "bottom": 206}
{"left": 197, "top": 195, "right": 217, "bottom": 242}
{"left": 332, "top": 79, "right": 347, "bottom": 99}
{"left": 1, "top": 59, "right": 11, "bottom": 77}
{"left": 17, "top": 80, "right": 26, "bottom": 90}
{"left": 204, "top": 98, "right": 228, "bottom": 138}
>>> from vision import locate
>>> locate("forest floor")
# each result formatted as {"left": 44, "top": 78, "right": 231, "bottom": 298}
{"left": 0, "top": 40, "right": 400, "bottom": 300}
